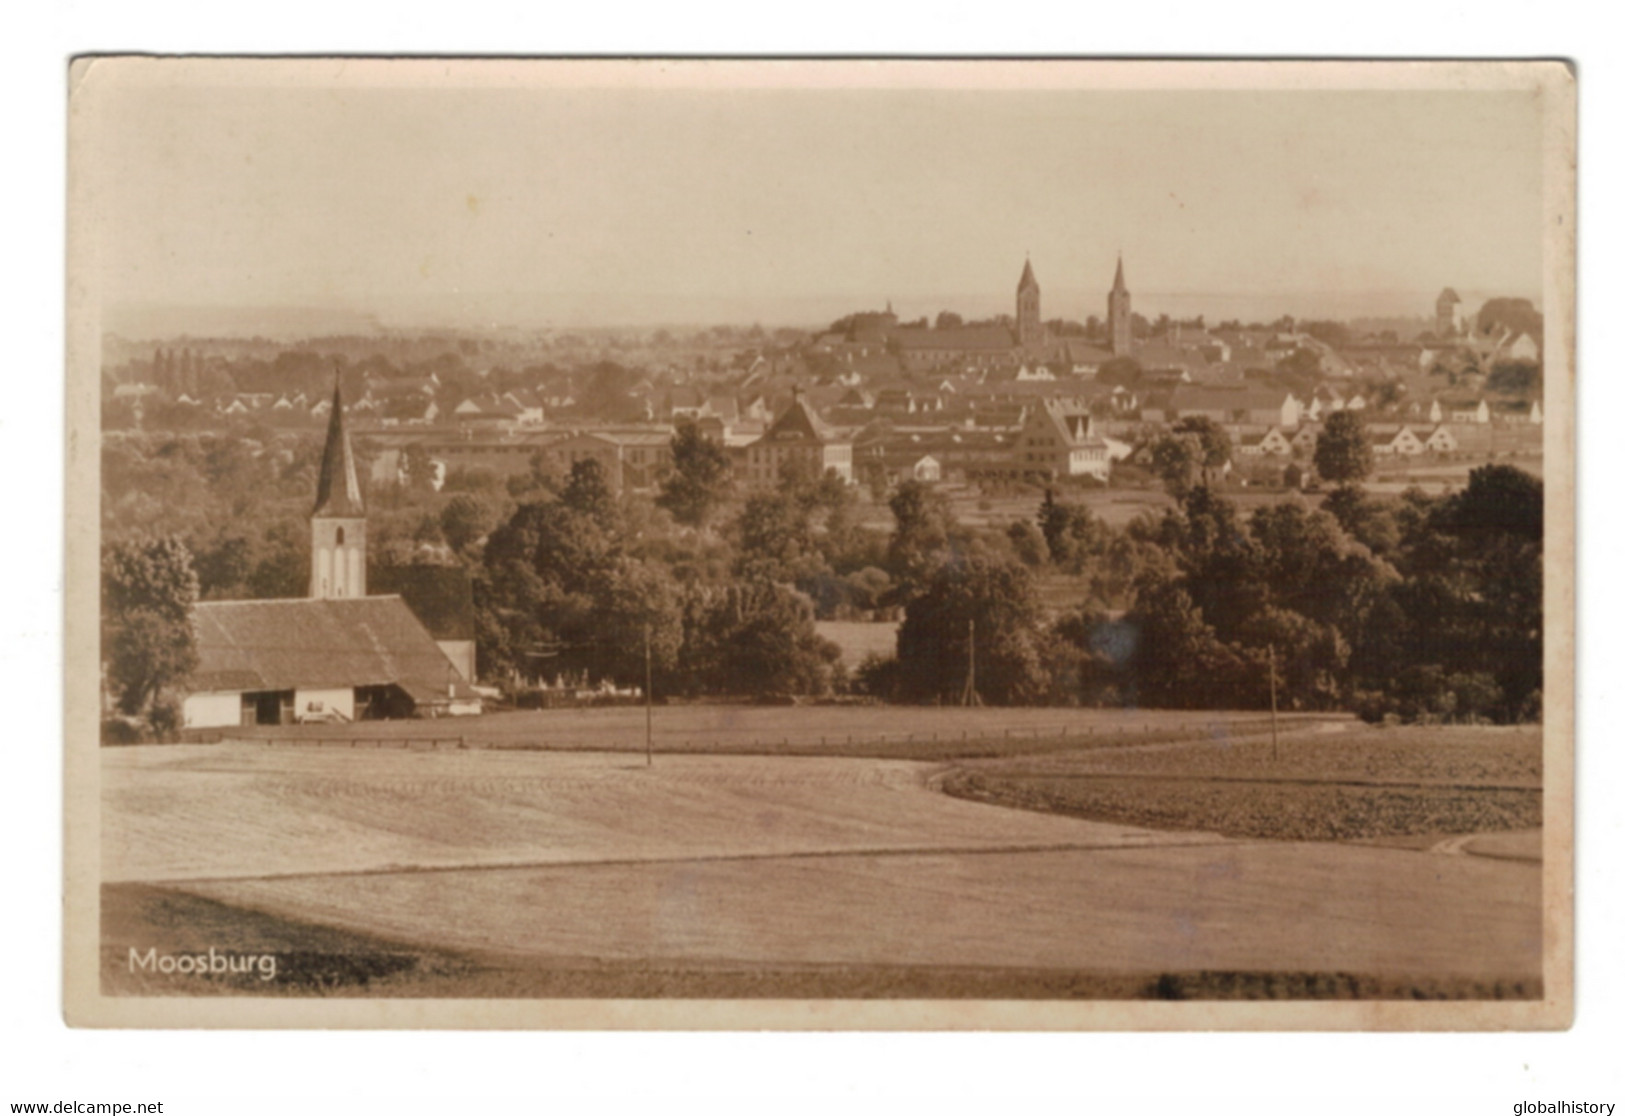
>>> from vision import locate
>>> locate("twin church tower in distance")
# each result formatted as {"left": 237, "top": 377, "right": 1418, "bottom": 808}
{"left": 1014, "top": 255, "right": 1135, "bottom": 356}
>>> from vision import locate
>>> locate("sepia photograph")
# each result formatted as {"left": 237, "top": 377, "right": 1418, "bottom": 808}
{"left": 62, "top": 57, "right": 1575, "bottom": 1029}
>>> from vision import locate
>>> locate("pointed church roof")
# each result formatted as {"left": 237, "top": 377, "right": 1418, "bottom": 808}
{"left": 312, "top": 378, "right": 364, "bottom": 518}
{"left": 1112, "top": 255, "right": 1128, "bottom": 294}
{"left": 1018, "top": 258, "right": 1039, "bottom": 292}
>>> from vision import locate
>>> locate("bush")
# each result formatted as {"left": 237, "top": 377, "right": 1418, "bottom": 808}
{"left": 853, "top": 653, "right": 901, "bottom": 701}
{"left": 100, "top": 716, "right": 147, "bottom": 745}
{"left": 148, "top": 696, "right": 184, "bottom": 740}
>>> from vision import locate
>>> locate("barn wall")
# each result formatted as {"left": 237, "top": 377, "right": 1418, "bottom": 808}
{"left": 294, "top": 687, "right": 356, "bottom": 722}
{"left": 183, "top": 692, "right": 242, "bottom": 729}
{"left": 438, "top": 640, "right": 476, "bottom": 686}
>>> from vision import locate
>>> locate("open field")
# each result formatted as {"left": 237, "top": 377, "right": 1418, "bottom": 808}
{"left": 100, "top": 882, "right": 1535, "bottom": 1000}
{"left": 102, "top": 745, "right": 1200, "bottom": 884}
{"left": 199, "top": 703, "right": 1318, "bottom": 761}
{"left": 942, "top": 725, "right": 1542, "bottom": 841}
{"left": 100, "top": 720, "right": 1543, "bottom": 999}
{"left": 814, "top": 621, "right": 899, "bottom": 665}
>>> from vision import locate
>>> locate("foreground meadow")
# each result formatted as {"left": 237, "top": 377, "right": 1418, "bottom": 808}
{"left": 101, "top": 715, "right": 1544, "bottom": 999}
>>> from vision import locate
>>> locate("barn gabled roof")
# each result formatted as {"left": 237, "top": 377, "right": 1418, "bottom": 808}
{"left": 368, "top": 566, "right": 476, "bottom": 642}
{"left": 190, "top": 596, "right": 461, "bottom": 700}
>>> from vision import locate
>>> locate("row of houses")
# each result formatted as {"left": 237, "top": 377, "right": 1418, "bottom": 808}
{"left": 1228, "top": 422, "right": 1468, "bottom": 459}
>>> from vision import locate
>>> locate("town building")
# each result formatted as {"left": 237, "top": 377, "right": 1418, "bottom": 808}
{"left": 739, "top": 392, "right": 855, "bottom": 488}
{"left": 1012, "top": 403, "right": 1112, "bottom": 482}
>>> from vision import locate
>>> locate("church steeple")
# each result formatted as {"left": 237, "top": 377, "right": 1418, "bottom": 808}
{"left": 313, "top": 377, "right": 363, "bottom": 518}
{"left": 1108, "top": 253, "right": 1133, "bottom": 356}
{"left": 310, "top": 372, "right": 367, "bottom": 599}
{"left": 1016, "top": 256, "right": 1044, "bottom": 350}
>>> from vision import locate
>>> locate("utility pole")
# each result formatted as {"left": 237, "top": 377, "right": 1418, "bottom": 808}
{"left": 961, "top": 617, "right": 981, "bottom": 707}
{"left": 1268, "top": 643, "right": 1280, "bottom": 763}
{"left": 644, "top": 622, "right": 654, "bottom": 768}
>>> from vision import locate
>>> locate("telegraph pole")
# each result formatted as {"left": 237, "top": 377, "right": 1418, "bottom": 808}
{"left": 961, "top": 617, "right": 981, "bottom": 707}
{"left": 1268, "top": 643, "right": 1280, "bottom": 763}
{"left": 644, "top": 622, "right": 654, "bottom": 768}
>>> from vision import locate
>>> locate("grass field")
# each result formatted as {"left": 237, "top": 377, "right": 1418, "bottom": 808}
{"left": 212, "top": 703, "right": 1320, "bottom": 761}
{"left": 101, "top": 717, "right": 1544, "bottom": 999}
{"left": 814, "top": 621, "right": 899, "bottom": 665}
{"left": 941, "top": 725, "right": 1542, "bottom": 841}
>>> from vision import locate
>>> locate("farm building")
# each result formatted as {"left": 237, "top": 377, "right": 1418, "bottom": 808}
{"left": 181, "top": 377, "right": 472, "bottom": 728}
{"left": 183, "top": 596, "right": 470, "bottom": 727}
{"left": 370, "top": 564, "right": 477, "bottom": 685}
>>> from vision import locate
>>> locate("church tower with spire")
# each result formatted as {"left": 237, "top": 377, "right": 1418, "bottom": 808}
{"left": 310, "top": 375, "right": 367, "bottom": 600}
{"left": 1108, "top": 254, "right": 1133, "bottom": 356}
{"left": 1016, "top": 258, "right": 1044, "bottom": 349}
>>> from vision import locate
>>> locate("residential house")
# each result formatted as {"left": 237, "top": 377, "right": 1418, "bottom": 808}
{"left": 1011, "top": 404, "right": 1112, "bottom": 482}
{"left": 739, "top": 393, "right": 855, "bottom": 488}
{"left": 1368, "top": 424, "right": 1427, "bottom": 457}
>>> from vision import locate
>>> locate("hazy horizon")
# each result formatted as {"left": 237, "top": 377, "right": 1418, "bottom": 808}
{"left": 82, "top": 61, "right": 1548, "bottom": 341}
{"left": 105, "top": 282, "right": 1538, "bottom": 342}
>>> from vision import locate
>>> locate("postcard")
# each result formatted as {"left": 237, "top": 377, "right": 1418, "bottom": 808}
{"left": 64, "top": 57, "right": 1575, "bottom": 1028}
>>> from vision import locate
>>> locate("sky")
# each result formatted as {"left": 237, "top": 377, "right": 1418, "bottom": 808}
{"left": 77, "top": 60, "right": 1553, "bottom": 334}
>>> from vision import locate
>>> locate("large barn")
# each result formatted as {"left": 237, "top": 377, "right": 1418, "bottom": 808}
{"left": 181, "top": 378, "right": 472, "bottom": 729}
{"left": 184, "top": 596, "right": 467, "bottom": 726}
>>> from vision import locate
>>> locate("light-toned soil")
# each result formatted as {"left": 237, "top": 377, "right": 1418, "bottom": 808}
{"left": 174, "top": 840, "right": 1538, "bottom": 981}
{"left": 100, "top": 728, "right": 1543, "bottom": 998}
{"left": 102, "top": 745, "right": 1203, "bottom": 884}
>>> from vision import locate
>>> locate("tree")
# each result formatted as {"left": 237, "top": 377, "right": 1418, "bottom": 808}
{"left": 734, "top": 492, "right": 822, "bottom": 585}
{"left": 1121, "top": 578, "right": 1245, "bottom": 709}
{"left": 585, "top": 558, "right": 684, "bottom": 689}
{"left": 1487, "top": 360, "right": 1541, "bottom": 394}
{"left": 560, "top": 457, "right": 618, "bottom": 530}
{"left": 440, "top": 493, "right": 499, "bottom": 554}
{"left": 401, "top": 443, "right": 438, "bottom": 494}
{"left": 935, "top": 311, "right": 964, "bottom": 330}
{"left": 102, "top": 536, "right": 199, "bottom": 718}
{"left": 884, "top": 479, "right": 956, "bottom": 596}
{"left": 1372, "top": 465, "right": 1542, "bottom": 722}
{"left": 1150, "top": 417, "right": 1231, "bottom": 497}
{"left": 894, "top": 553, "right": 1050, "bottom": 705}
{"left": 1314, "top": 410, "right": 1374, "bottom": 488}
{"left": 1006, "top": 519, "right": 1049, "bottom": 567}
{"left": 688, "top": 581, "right": 843, "bottom": 697}
{"left": 657, "top": 422, "right": 732, "bottom": 526}
{"left": 1321, "top": 486, "right": 1400, "bottom": 557}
